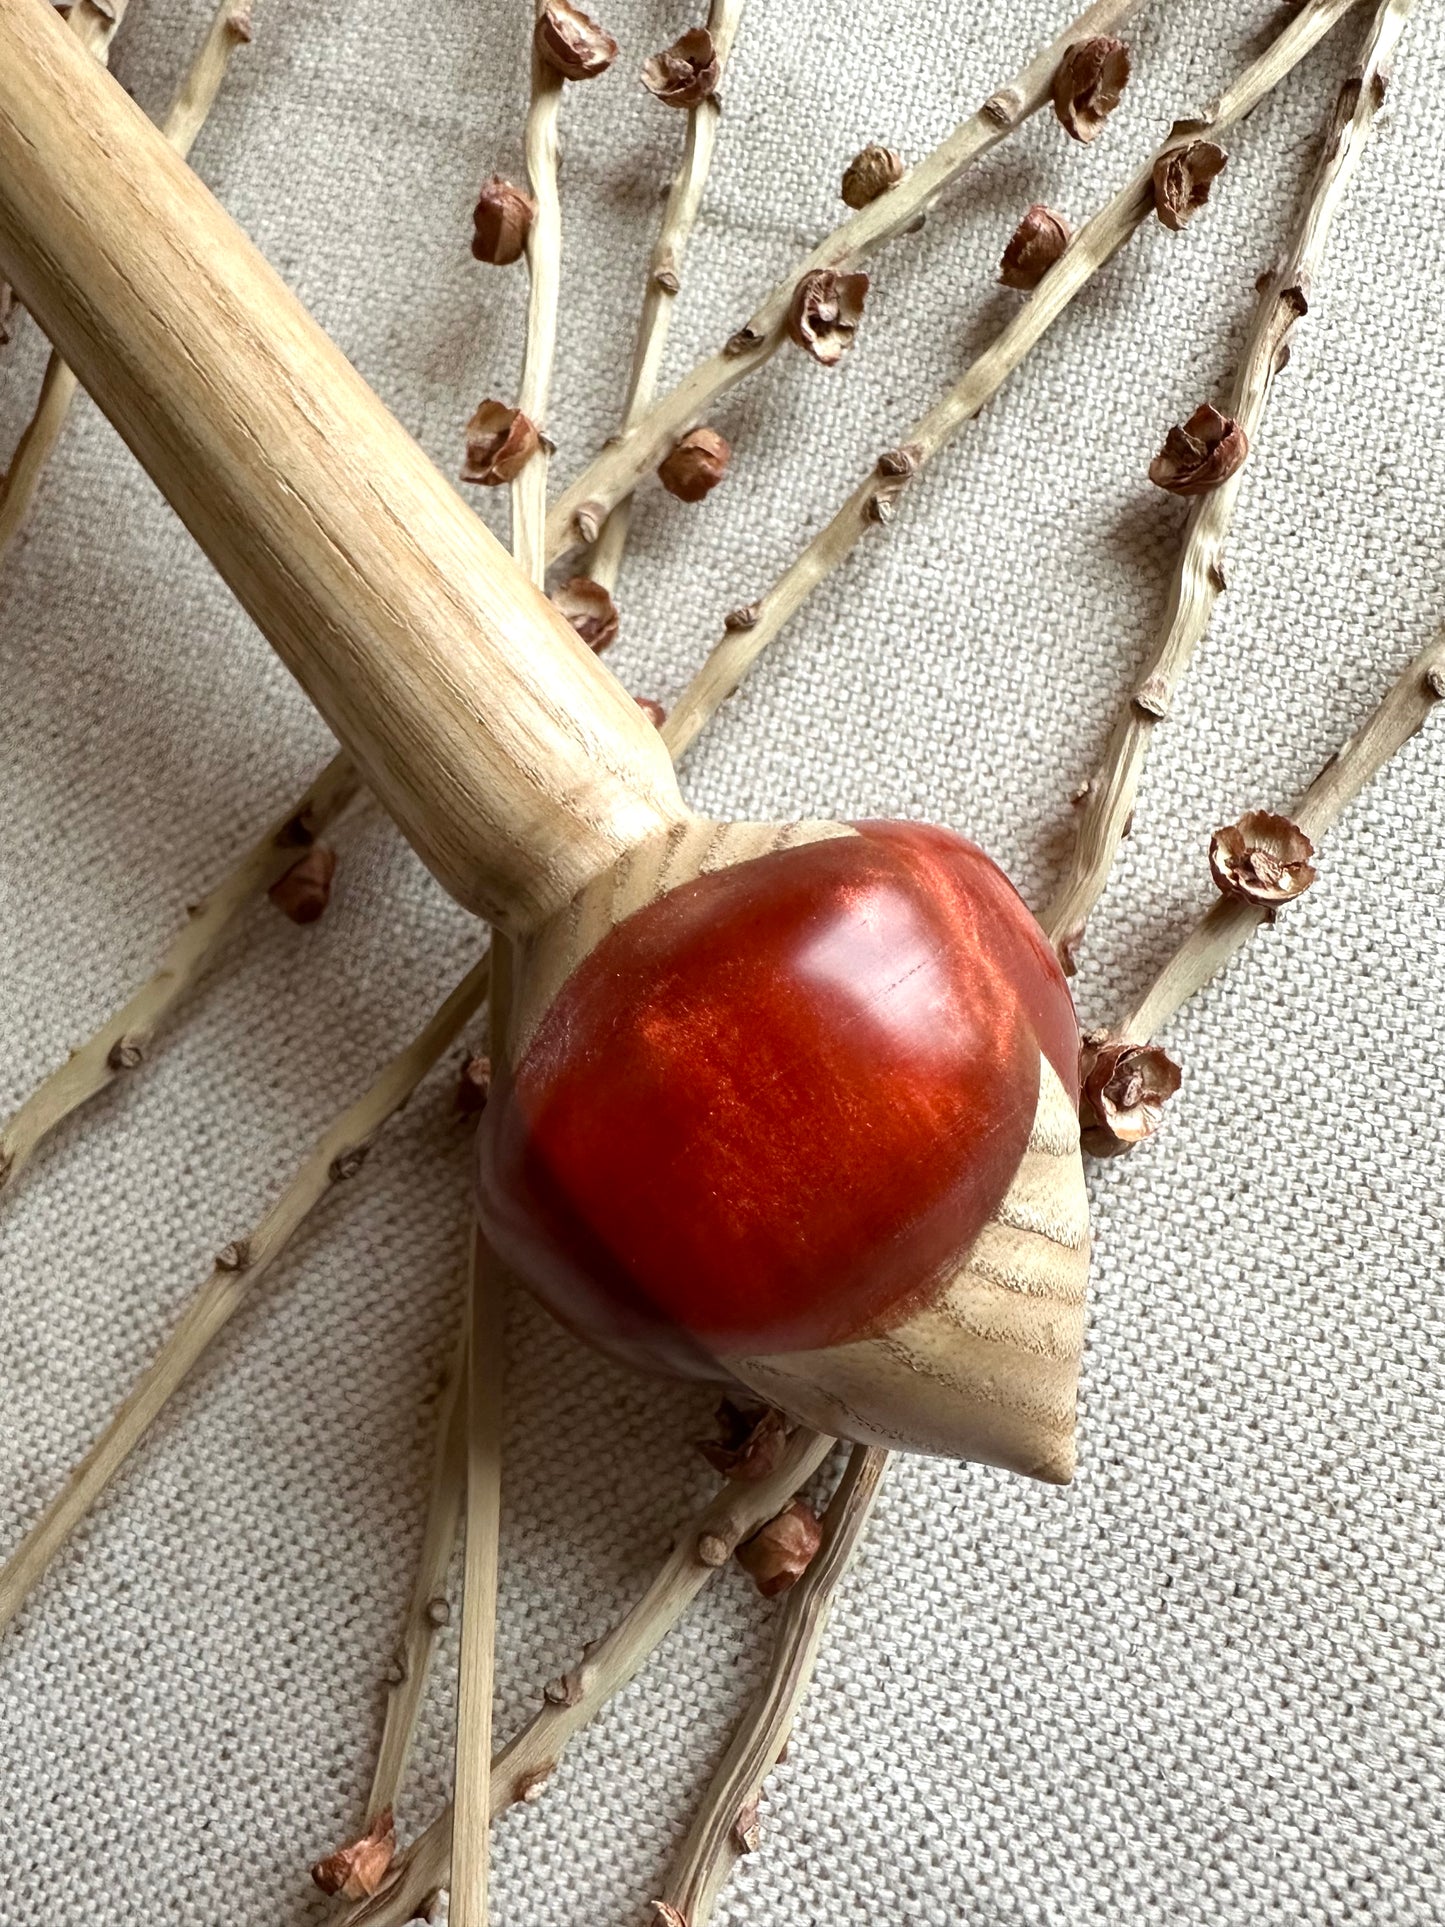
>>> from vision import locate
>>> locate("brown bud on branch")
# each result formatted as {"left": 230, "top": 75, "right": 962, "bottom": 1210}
{"left": 1148, "top": 404, "right": 1248, "bottom": 496}
{"left": 1152, "top": 141, "right": 1227, "bottom": 231}
{"left": 696, "top": 1399, "right": 790, "bottom": 1482}
{"left": 471, "top": 176, "right": 536, "bottom": 265}
{"left": 455, "top": 1053, "right": 492, "bottom": 1117}
{"left": 1052, "top": 37, "right": 1131, "bottom": 143}
{"left": 550, "top": 576, "right": 620, "bottom": 653}
{"left": 1209, "top": 811, "right": 1317, "bottom": 905}
{"left": 840, "top": 143, "right": 905, "bottom": 209}
{"left": 999, "top": 204, "right": 1072, "bottom": 291}
{"left": 1079, "top": 1038, "right": 1182, "bottom": 1157}
{"left": 641, "top": 27, "right": 719, "bottom": 108}
{"left": 634, "top": 696, "right": 667, "bottom": 729}
{"left": 268, "top": 845, "right": 336, "bottom": 924}
{"left": 657, "top": 425, "right": 731, "bottom": 502}
{"left": 535, "top": 0, "right": 618, "bottom": 81}
{"left": 461, "top": 401, "right": 540, "bottom": 486}
{"left": 786, "top": 269, "right": 869, "bottom": 366}
{"left": 311, "top": 1810, "right": 396, "bottom": 1901}
{"left": 735, "top": 1499, "right": 823, "bottom": 1596}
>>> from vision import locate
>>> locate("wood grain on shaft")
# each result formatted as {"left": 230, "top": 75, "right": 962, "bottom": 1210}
{"left": 0, "top": 0, "right": 687, "bottom": 932}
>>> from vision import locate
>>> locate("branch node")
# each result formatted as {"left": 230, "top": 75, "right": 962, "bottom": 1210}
{"left": 723, "top": 601, "right": 761, "bottom": 632}
{"left": 1132, "top": 677, "right": 1171, "bottom": 720}
{"left": 695, "top": 1530, "right": 730, "bottom": 1567}
{"left": 330, "top": 1144, "right": 371, "bottom": 1183}
{"left": 107, "top": 1034, "right": 145, "bottom": 1071}
{"left": 214, "top": 1238, "right": 251, "bottom": 1272}
{"left": 724, "top": 325, "right": 763, "bottom": 358}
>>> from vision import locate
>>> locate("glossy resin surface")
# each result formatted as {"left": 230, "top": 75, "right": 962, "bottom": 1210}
{"left": 477, "top": 821, "right": 1081, "bottom": 1394}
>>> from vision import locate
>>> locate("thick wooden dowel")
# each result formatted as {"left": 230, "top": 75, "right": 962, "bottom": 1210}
{"left": 0, "top": 0, "right": 687, "bottom": 933}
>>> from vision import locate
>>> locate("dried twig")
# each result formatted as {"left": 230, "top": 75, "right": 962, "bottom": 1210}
{"left": 654, "top": 1445, "right": 889, "bottom": 1927}
{"left": 658, "top": 0, "right": 1363, "bottom": 763}
{"left": 341, "top": 1426, "right": 835, "bottom": 1927}
{"left": 509, "top": 17, "right": 566, "bottom": 587}
{"left": 0, "top": 0, "right": 253, "bottom": 560}
{"left": 582, "top": 0, "right": 746, "bottom": 593}
{"left": 1044, "top": 0, "right": 1414, "bottom": 968}
{"left": 364, "top": 1329, "right": 467, "bottom": 1822}
{"left": 0, "top": 752, "right": 359, "bottom": 1198}
{"left": 450, "top": 1228, "right": 507, "bottom": 1927}
{"left": 1115, "top": 632, "right": 1444, "bottom": 1045}
{"left": 545, "top": 0, "right": 1143, "bottom": 561}
{"left": 0, "top": 954, "right": 491, "bottom": 1635}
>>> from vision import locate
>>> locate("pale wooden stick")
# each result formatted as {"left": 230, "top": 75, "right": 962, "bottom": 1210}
{"left": 583, "top": 0, "right": 746, "bottom": 594}
{"left": 659, "top": 0, "right": 1363, "bottom": 764}
{"left": 1043, "top": 0, "right": 1414, "bottom": 968}
{"left": 365, "top": 1328, "right": 467, "bottom": 1822}
{"left": 545, "top": 0, "right": 1142, "bottom": 564}
{"left": 0, "top": 953, "right": 491, "bottom": 1635}
{"left": 654, "top": 1445, "right": 889, "bottom": 1927}
{"left": 510, "top": 30, "right": 565, "bottom": 590}
{"left": 1116, "top": 633, "right": 1445, "bottom": 1046}
{"left": 0, "top": 0, "right": 689, "bottom": 931}
{"left": 0, "top": 0, "right": 252, "bottom": 562}
{"left": 0, "top": 751, "right": 359, "bottom": 1197}
{"left": 450, "top": 1228, "right": 507, "bottom": 1927}
{"left": 342, "top": 1427, "right": 836, "bottom": 1927}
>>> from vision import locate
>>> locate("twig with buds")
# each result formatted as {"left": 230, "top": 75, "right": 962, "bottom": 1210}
{"left": 451, "top": 1228, "right": 507, "bottom": 1927}
{"left": 545, "top": 0, "right": 1143, "bottom": 562}
{"left": 1044, "top": 0, "right": 1414, "bottom": 971}
{"left": 0, "top": 0, "right": 253, "bottom": 559}
{"left": 653, "top": 1445, "right": 889, "bottom": 1927}
{"left": 658, "top": 0, "right": 1363, "bottom": 763}
{"left": 1116, "top": 632, "right": 1445, "bottom": 1051}
{"left": 0, "top": 751, "right": 359, "bottom": 1198}
{"left": 0, "top": 954, "right": 490, "bottom": 1635}
{"left": 341, "top": 1425, "right": 835, "bottom": 1927}
{"left": 582, "top": 0, "right": 746, "bottom": 595}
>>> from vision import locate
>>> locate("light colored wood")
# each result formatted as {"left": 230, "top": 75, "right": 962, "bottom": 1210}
{"left": 451, "top": 1226, "right": 507, "bottom": 1927}
{"left": 342, "top": 1426, "right": 836, "bottom": 1927}
{"left": 658, "top": 0, "right": 1366, "bottom": 765}
{"left": 546, "top": 0, "right": 1143, "bottom": 563}
{"left": 655, "top": 1445, "right": 889, "bottom": 1927}
{"left": 1044, "top": 0, "right": 1416, "bottom": 969}
{"left": 509, "top": 37, "right": 564, "bottom": 591}
{"left": 0, "top": 954, "right": 491, "bottom": 1635}
{"left": 0, "top": 751, "right": 360, "bottom": 1195}
{"left": 730, "top": 1054, "right": 1089, "bottom": 1483}
{"left": 0, "top": 0, "right": 688, "bottom": 934}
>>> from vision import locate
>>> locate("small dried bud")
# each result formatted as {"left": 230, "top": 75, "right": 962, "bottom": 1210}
{"left": 1079, "top": 1039, "right": 1182, "bottom": 1155}
{"left": 425, "top": 1595, "right": 450, "bottom": 1627}
{"left": 735, "top": 1499, "right": 822, "bottom": 1597}
{"left": 471, "top": 176, "right": 536, "bottom": 265}
{"left": 696, "top": 1399, "right": 789, "bottom": 1482}
{"left": 840, "top": 143, "right": 905, "bottom": 209}
{"left": 514, "top": 1763, "right": 554, "bottom": 1803}
{"left": 543, "top": 1667, "right": 586, "bottom": 1706}
{"left": 215, "top": 1239, "right": 250, "bottom": 1272}
{"left": 732, "top": 1800, "right": 762, "bottom": 1854}
{"left": 657, "top": 425, "right": 731, "bottom": 502}
{"left": 786, "top": 269, "right": 869, "bottom": 366}
{"left": 461, "top": 400, "right": 540, "bottom": 486}
{"left": 456, "top": 1053, "right": 492, "bottom": 1117}
{"left": 1148, "top": 403, "right": 1248, "bottom": 496}
{"left": 268, "top": 845, "right": 336, "bottom": 924}
{"left": 695, "top": 1529, "right": 730, "bottom": 1567}
{"left": 651, "top": 1906, "right": 688, "bottom": 1927}
{"left": 723, "top": 601, "right": 760, "bottom": 632}
{"left": 107, "top": 1034, "right": 145, "bottom": 1071}
{"left": 641, "top": 27, "right": 719, "bottom": 108}
{"left": 635, "top": 696, "right": 667, "bottom": 728}
{"left": 999, "top": 204, "right": 1072, "bottom": 291}
{"left": 1052, "top": 37, "right": 1131, "bottom": 143}
{"left": 1209, "top": 810, "right": 1317, "bottom": 905}
{"left": 224, "top": 5, "right": 252, "bottom": 44}
{"left": 311, "top": 1810, "right": 396, "bottom": 1900}
{"left": 535, "top": 0, "right": 617, "bottom": 80}
{"left": 550, "top": 576, "right": 620, "bottom": 653}
{"left": 1152, "top": 141, "right": 1227, "bottom": 231}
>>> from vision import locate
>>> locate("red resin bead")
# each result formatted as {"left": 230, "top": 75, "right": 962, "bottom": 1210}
{"left": 476, "top": 821, "right": 1079, "bottom": 1381}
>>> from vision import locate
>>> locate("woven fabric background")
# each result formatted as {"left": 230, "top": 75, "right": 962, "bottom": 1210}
{"left": 2, "top": 0, "right": 1443, "bottom": 1921}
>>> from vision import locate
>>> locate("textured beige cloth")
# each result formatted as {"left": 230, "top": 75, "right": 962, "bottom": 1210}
{"left": 2, "top": 0, "right": 1444, "bottom": 1920}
